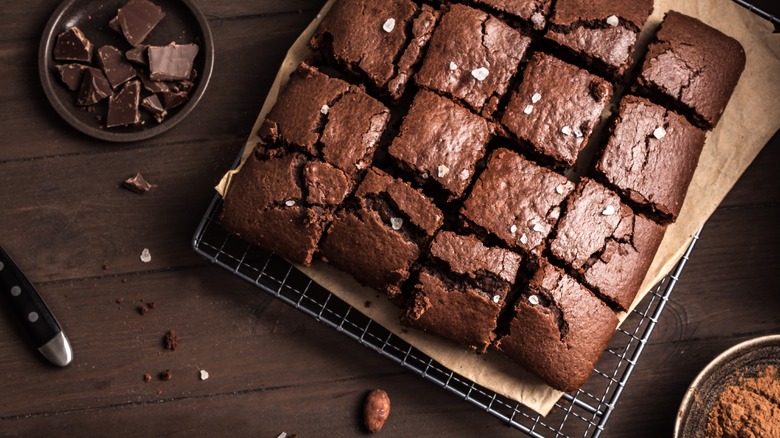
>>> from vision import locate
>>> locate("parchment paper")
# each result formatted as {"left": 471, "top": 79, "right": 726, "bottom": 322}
{"left": 216, "top": 0, "right": 780, "bottom": 416}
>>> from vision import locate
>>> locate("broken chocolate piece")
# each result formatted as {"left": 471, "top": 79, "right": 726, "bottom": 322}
{"left": 139, "top": 72, "right": 169, "bottom": 93}
{"left": 97, "top": 45, "right": 137, "bottom": 88}
{"left": 76, "top": 67, "right": 113, "bottom": 106}
{"left": 159, "top": 91, "right": 188, "bottom": 110}
{"left": 55, "top": 64, "right": 88, "bottom": 91}
{"left": 125, "top": 45, "right": 148, "bottom": 65}
{"left": 163, "top": 330, "right": 178, "bottom": 350}
{"left": 141, "top": 94, "right": 167, "bottom": 122}
{"left": 148, "top": 43, "right": 199, "bottom": 81}
{"left": 53, "top": 27, "right": 93, "bottom": 62}
{"left": 113, "top": 0, "right": 166, "bottom": 46}
{"left": 106, "top": 80, "right": 141, "bottom": 127}
{"left": 122, "top": 172, "right": 157, "bottom": 194}
{"left": 172, "top": 80, "right": 194, "bottom": 93}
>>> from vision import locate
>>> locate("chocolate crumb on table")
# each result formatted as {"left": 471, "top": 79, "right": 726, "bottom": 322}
{"left": 143, "top": 372, "right": 152, "bottom": 382}
{"left": 309, "top": 0, "right": 438, "bottom": 100}
{"left": 403, "top": 231, "right": 522, "bottom": 352}
{"left": 545, "top": 0, "right": 654, "bottom": 78}
{"left": 163, "top": 330, "right": 178, "bottom": 351}
{"left": 594, "top": 95, "right": 707, "bottom": 223}
{"left": 636, "top": 11, "right": 746, "bottom": 130}
{"left": 549, "top": 178, "right": 666, "bottom": 311}
{"left": 415, "top": 4, "right": 531, "bottom": 116}
{"left": 494, "top": 260, "right": 618, "bottom": 391}
{"left": 158, "top": 369, "right": 172, "bottom": 381}
{"left": 501, "top": 53, "right": 612, "bottom": 168}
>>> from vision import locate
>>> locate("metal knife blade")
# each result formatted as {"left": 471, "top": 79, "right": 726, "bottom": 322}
{"left": 0, "top": 246, "right": 72, "bottom": 367}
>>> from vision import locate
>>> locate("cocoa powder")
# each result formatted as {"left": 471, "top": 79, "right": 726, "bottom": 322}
{"left": 706, "top": 365, "right": 780, "bottom": 437}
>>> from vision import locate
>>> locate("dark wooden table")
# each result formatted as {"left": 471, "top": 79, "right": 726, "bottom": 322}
{"left": 1, "top": 1, "right": 778, "bottom": 436}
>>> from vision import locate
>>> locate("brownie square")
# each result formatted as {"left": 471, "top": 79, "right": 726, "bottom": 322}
{"left": 415, "top": 4, "right": 531, "bottom": 115}
{"left": 310, "top": 0, "right": 438, "bottom": 100}
{"left": 461, "top": 148, "right": 575, "bottom": 257}
{"left": 220, "top": 149, "right": 351, "bottom": 266}
{"left": 546, "top": 0, "right": 653, "bottom": 77}
{"left": 550, "top": 178, "right": 666, "bottom": 311}
{"left": 403, "top": 231, "right": 522, "bottom": 352}
{"left": 494, "top": 260, "right": 618, "bottom": 391}
{"left": 388, "top": 90, "right": 492, "bottom": 200}
{"left": 637, "top": 11, "right": 745, "bottom": 130}
{"left": 259, "top": 63, "right": 390, "bottom": 177}
{"left": 595, "top": 95, "right": 707, "bottom": 223}
{"left": 469, "top": 0, "right": 552, "bottom": 30}
{"left": 501, "top": 53, "right": 612, "bottom": 167}
{"left": 320, "top": 168, "right": 443, "bottom": 300}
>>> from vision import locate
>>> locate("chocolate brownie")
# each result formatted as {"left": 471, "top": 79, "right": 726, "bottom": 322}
{"left": 494, "top": 260, "right": 618, "bottom": 391}
{"left": 636, "top": 11, "right": 746, "bottom": 130}
{"left": 220, "top": 149, "right": 350, "bottom": 266}
{"left": 469, "top": 0, "right": 552, "bottom": 30}
{"left": 415, "top": 4, "right": 531, "bottom": 116}
{"left": 388, "top": 90, "right": 491, "bottom": 200}
{"left": 309, "top": 0, "right": 438, "bottom": 100}
{"left": 502, "top": 53, "right": 612, "bottom": 167}
{"left": 546, "top": 0, "right": 653, "bottom": 77}
{"left": 320, "top": 168, "right": 443, "bottom": 300}
{"left": 549, "top": 178, "right": 666, "bottom": 311}
{"left": 403, "top": 231, "right": 522, "bottom": 352}
{"left": 595, "top": 95, "right": 707, "bottom": 223}
{"left": 461, "top": 148, "right": 575, "bottom": 257}
{"left": 259, "top": 63, "right": 390, "bottom": 177}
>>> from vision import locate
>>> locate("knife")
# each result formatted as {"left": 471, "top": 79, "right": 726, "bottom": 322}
{"left": 0, "top": 246, "right": 72, "bottom": 367}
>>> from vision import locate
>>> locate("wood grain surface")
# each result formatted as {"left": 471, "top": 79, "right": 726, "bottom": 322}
{"left": 0, "top": 1, "right": 777, "bottom": 437}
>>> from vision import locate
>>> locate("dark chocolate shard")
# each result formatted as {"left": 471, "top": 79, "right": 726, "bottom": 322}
{"left": 122, "top": 172, "right": 157, "bottom": 194}
{"left": 106, "top": 80, "right": 141, "bottom": 127}
{"left": 148, "top": 43, "right": 199, "bottom": 81}
{"left": 97, "top": 45, "right": 137, "bottom": 89}
{"left": 141, "top": 94, "right": 167, "bottom": 123}
{"left": 55, "top": 64, "right": 88, "bottom": 91}
{"left": 76, "top": 67, "right": 113, "bottom": 106}
{"left": 53, "top": 27, "right": 93, "bottom": 62}
{"left": 172, "top": 80, "right": 194, "bottom": 93}
{"left": 114, "top": 0, "right": 166, "bottom": 46}
{"left": 125, "top": 45, "right": 148, "bottom": 65}
{"left": 139, "top": 72, "right": 169, "bottom": 93}
{"left": 159, "top": 91, "right": 189, "bottom": 110}
{"left": 109, "top": 17, "right": 122, "bottom": 34}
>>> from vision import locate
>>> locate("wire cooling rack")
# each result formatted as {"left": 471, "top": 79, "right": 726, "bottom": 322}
{"left": 192, "top": 192, "right": 700, "bottom": 437}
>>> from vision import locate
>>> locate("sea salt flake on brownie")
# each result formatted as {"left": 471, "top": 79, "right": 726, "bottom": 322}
{"left": 285, "top": 200, "right": 296, "bottom": 207}
{"left": 602, "top": 205, "right": 615, "bottom": 216}
{"left": 471, "top": 67, "right": 489, "bottom": 81}
{"left": 382, "top": 18, "right": 396, "bottom": 33}
{"left": 390, "top": 217, "right": 404, "bottom": 230}
{"left": 449, "top": 62, "right": 458, "bottom": 70}
{"left": 528, "top": 294, "right": 539, "bottom": 305}
{"left": 438, "top": 165, "right": 450, "bottom": 177}
{"left": 606, "top": 15, "right": 619, "bottom": 27}
{"left": 523, "top": 105, "right": 534, "bottom": 115}
{"left": 531, "top": 93, "right": 542, "bottom": 103}
{"left": 320, "top": 104, "right": 329, "bottom": 115}
{"left": 653, "top": 126, "right": 666, "bottom": 139}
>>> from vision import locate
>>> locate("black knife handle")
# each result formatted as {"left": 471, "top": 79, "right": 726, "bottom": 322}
{"left": 0, "top": 247, "right": 61, "bottom": 348}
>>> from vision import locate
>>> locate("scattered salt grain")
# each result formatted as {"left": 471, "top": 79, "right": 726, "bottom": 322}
{"left": 471, "top": 67, "right": 489, "bottom": 81}
{"left": 382, "top": 18, "right": 396, "bottom": 33}
{"left": 200, "top": 370, "right": 209, "bottom": 381}
{"left": 140, "top": 248, "right": 151, "bottom": 263}
{"left": 528, "top": 295, "right": 540, "bottom": 305}
{"left": 492, "top": 295, "right": 500, "bottom": 304}
{"left": 555, "top": 184, "right": 565, "bottom": 195}
{"left": 533, "top": 223, "right": 545, "bottom": 233}
{"left": 320, "top": 104, "right": 330, "bottom": 115}
{"left": 561, "top": 125, "right": 572, "bottom": 136}
{"left": 653, "top": 126, "right": 667, "bottom": 139}
{"left": 437, "top": 164, "right": 450, "bottom": 178}
{"left": 531, "top": 93, "right": 542, "bottom": 103}
{"left": 602, "top": 205, "right": 616, "bottom": 216}
{"left": 285, "top": 200, "right": 296, "bottom": 207}
{"left": 390, "top": 217, "right": 403, "bottom": 230}
{"left": 459, "top": 169, "right": 470, "bottom": 180}
{"left": 510, "top": 224, "right": 518, "bottom": 234}
{"left": 606, "top": 15, "right": 620, "bottom": 27}
{"left": 421, "top": 172, "right": 429, "bottom": 179}
{"left": 520, "top": 233, "right": 528, "bottom": 245}
{"left": 573, "top": 126, "right": 583, "bottom": 138}
{"left": 523, "top": 104, "right": 534, "bottom": 115}
{"left": 449, "top": 61, "right": 458, "bottom": 71}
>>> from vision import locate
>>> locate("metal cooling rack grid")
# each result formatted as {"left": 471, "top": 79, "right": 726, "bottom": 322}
{"left": 192, "top": 194, "right": 701, "bottom": 437}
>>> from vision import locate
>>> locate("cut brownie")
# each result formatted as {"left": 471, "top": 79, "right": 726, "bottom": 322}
{"left": 494, "top": 260, "right": 618, "bottom": 391}
{"left": 403, "top": 231, "right": 522, "bottom": 352}
{"left": 502, "top": 53, "right": 612, "bottom": 167}
{"left": 388, "top": 90, "right": 492, "bottom": 200}
{"left": 469, "top": 0, "right": 552, "bottom": 30}
{"left": 595, "top": 95, "right": 707, "bottom": 223}
{"left": 310, "top": 0, "right": 438, "bottom": 100}
{"left": 546, "top": 0, "right": 653, "bottom": 77}
{"left": 550, "top": 178, "right": 666, "bottom": 311}
{"left": 220, "top": 149, "right": 350, "bottom": 266}
{"left": 637, "top": 11, "right": 746, "bottom": 130}
{"left": 461, "top": 148, "right": 575, "bottom": 257}
{"left": 320, "top": 168, "right": 443, "bottom": 300}
{"left": 415, "top": 4, "right": 531, "bottom": 116}
{"left": 259, "top": 63, "right": 390, "bottom": 177}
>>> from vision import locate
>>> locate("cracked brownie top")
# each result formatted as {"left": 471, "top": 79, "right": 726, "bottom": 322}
{"left": 470, "top": 0, "right": 552, "bottom": 30}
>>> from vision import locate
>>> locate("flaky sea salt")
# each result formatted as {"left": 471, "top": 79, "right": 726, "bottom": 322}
{"left": 520, "top": 233, "right": 528, "bottom": 245}
{"left": 471, "top": 67, "right": 489, "bottom": 81}
{"left": 421, "top": 172, "right": 429, "bottom": 179}
{"left": 449, "top": 61, "right": 458, "bottom": 71}
{"left": 285, "top": 200, "right": 296, "bottom": 207}
{"left": 533, "top": 223, "right": 545, "bottom": 233}
{"left": 459, "top": 169, "right": 470, "bottom": 180}
{"left": 140, "top": 248, "right": 151, "bottom": 263}
{"left": 510, "top": 224, "right": 518, "bottom": 234}
{"left": 653, "top": 126, "right": 667, "bottom": 139}
{"left": 561, "top": 125, "right": 572, "bottom": 136}
{"left": 555, "top": 184, "right": 565, "bottom": 195}
{"left": 531, "top": 93, "right": 542, "bottom": 103}
{"left": 528, "top": 295, "right": 540, "bottom": 305}
{"left": 492, "top": 295, "right": 501, "bottom": 304}
{"left": 573, "top": 126, "right": 583, "bottom": 138}
{"left": 383, "top": 18, "right": 396, "bottom": 33}
{"left": 606, "top": 15, "right": 619, "bottom": 27}
{"left": 320, "top": 105, "right": 330, "bottom": 115}
{"left": 523, "top": 104, "right": 534, "bottom": 115}
{"left": 200, "top": 370, "right": 209, "bottom": 381}
{"left": 437, "top": 164, "right": 450, "bottom": 177}
{"left": 390, "top": 217, "right": 403, "bottom": 230}
{"left": 602, "top": 205, "right": 616, "bottom": 216}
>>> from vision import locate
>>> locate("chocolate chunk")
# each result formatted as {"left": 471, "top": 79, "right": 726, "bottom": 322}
{"left": 106, "top": 80, "right": 141, "bottom": 127}
{"left": 158, "top": 369, "right": 172, "bottom": 381}
{"left": 148, "top": 43, "right": 199, "bottom": 81}
{"left": 76, "top": 67, "right": 113, "bottom": 106}
{"left": 55, "top": 64, "right": 88, "bottom": 91}
{"left": 122, "top": 172, "right": 157, "bottom": 194}
{"left": 141, "top": 94, "right": 167, "bottom": 122}
{"left": 125, "top": 45, "right": 148, "bottom": 65}
{"left": 53, "top": 27, "right": 93, "bottom": 62}
{"left": 172, "top": 80, "right": 194, "bottom": 93}
{"left": 159, "top": 91, "right": 189, "bottom": 110}
{"left": 139, "top": 72, "right": 169, "bottom": 93}
{"left": 113, "top": 0, "right": 166, "bottom": 46}
{"left": 97, "top": 45, "right": 137, "bottom": 89}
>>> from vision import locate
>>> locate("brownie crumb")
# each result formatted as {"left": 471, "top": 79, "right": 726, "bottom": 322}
{"left": 163, "top": 330, "right": 178, "bottom": 351}
{"left": 116, "top": 297, "right": 124, "bottom": 304}
{"left": 143, "top": 372, "right": 152, "bottom": 382}
{"left": 159, "top": 369, "right": 172, "bottom": 381}
{"left": 364, "top": 301, "right": 372, "bottom": 308}
{"left": 137, "top": 301, "right": 156, "bottom": 315}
